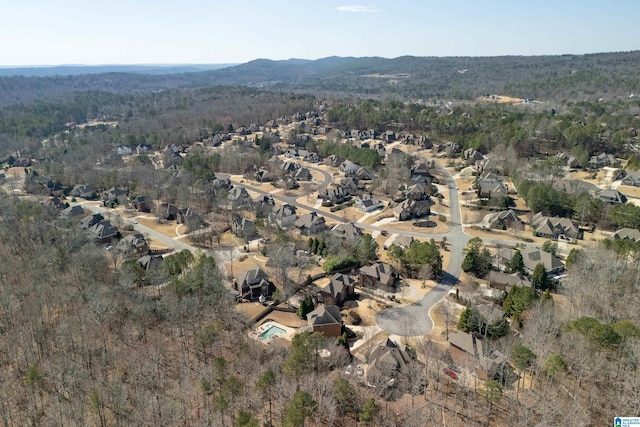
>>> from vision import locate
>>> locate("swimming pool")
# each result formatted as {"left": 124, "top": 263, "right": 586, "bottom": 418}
{"left": 258, "top": 325, "right": 286, "bottom": 340}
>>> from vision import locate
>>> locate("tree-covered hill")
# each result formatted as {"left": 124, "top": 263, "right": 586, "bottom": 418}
{"left": 1, "top": 51, "right": 639, "bottom": 106}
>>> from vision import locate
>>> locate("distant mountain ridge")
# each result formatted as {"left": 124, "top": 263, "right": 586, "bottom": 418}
{"left": 1, "top": 51, "right": 639, "bottom": 105}
{"left": 0, "top": 64, "right": 236, "bottom": 77}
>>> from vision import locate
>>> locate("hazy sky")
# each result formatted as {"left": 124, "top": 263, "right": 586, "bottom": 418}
{"left": 1, "top": 0, "right": 638, "bottom": 65}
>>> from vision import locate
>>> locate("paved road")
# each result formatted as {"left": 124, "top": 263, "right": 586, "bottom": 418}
{"left": 81, "top": 203, "right": 240, "bottom": 267}
{"left": 221, "top": 165, "right": 467, "bottom": 241}
{"left": 375, "top": 164, "right": 471, "bottom": 336}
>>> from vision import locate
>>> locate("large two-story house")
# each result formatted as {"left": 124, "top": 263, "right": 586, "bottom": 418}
{"left": 269, "top": 204, "right": 298, "bottom": 228}
{"left": 236, "top": 266, "right": 275, "bottom": 301}
{"left": 294, "top": 212, "right": 326, "bottom": 235}
{"left": 531, "top": 213, "right": 580, "bottom": 240}
{"left": 355, "top": 194, "right": 383, "bottom": 212}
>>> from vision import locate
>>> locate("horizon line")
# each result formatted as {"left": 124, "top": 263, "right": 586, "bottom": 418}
{"left": 1, "top": 49, "right": 638, "bottom": 68}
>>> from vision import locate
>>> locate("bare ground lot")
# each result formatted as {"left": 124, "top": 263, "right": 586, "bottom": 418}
{"left": 384, "top": 217, "right": 450, "bottom": 235}
{"left": 616, "top": 184, "right": 640, "bottom": 198}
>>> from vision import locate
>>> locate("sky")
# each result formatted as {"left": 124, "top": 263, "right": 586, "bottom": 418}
{"left": 1, "top": 0, "right": 639, "bottom": 66}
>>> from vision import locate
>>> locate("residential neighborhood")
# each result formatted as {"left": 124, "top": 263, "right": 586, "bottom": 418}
{"left": 5, "top": 93, "right": 640, "bottom": 427}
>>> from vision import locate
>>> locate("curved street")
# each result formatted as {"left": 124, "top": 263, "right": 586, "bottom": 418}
{"left": 375, "top": 164, "right": 471, "bottom": 336}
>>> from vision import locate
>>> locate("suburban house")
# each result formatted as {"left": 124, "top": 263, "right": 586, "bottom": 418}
{"left": 224, "top": 187, "right": 252, "bottom": 210}
{"left": 596, "top": 188, "right": 627, "bottom": 204}
{"left": 448, "top": 331, "right": 510, "bottom": 381}
{"left": 253, "top": 194, "right": 275, "bottom": 218}
{"left": 132, "top": 195, "right": 151, "bottom": 212}
{"left": 340, "top": 177, "right": 366, "bottom": 194}
{"left": 403, "top": 183, "right": 431, "bottom": 200}
{"left": 555, "top": 152, "right": 579, "bottom": 168}
{"left": 355, "top": 194, "right": 383, "bottom": 212}
{"left": 359, "top": 262, "right": 396, "bottom": 288}
{"left": 284, "top": 148, "right": 300, "bottom": 159}
{"left": 116, "top": 233, "right": 149, "bottom": 257}
{"left": 483, "top": 210, "right": 522, "bottom": 230}
{"left": 410, "top": 175, "right": 432, "bottom": 186}
{"left": 116, "top": 146, "right": 133, "bottom": 156}
{"left": 212, "top": 177, "right": 233, "bottom": 191}
{"left": 303, "top": 152, "right": 321, "bottom": 163}
{"left": 60, "top": 205, "right": 85, "bottom": 218}
{"left": 496, "top": 247, "right": 564, "bottom": 275}
{"left": 435, "top": 141, "right": 462, "bottom": 155}
{"left": 613, "top": 228, "right": 640, "bottom": 242}
{"left": 102, "top": 187, "right": 128, "bottom": 206}
{"left": 324, "top": 154, "right": 343, "bottom": 168}
{"left": 269, "top": 204, "right": 298, "bottom": 228}
{"left": 88, "top": 220, "right": 118, "bottom": 243}
{"left": 340, "top": 160, "right": 362, "bottom": 177}
{"left": 80, "top": 213, "right": 105, "bottom": 229}
{"left": 478, "top": 179, "right": 509, "bottom": 199}
{"left": 231, "top": 216, "right": 257, "bottom": 239}
{"left": 274, "top": 176, "right": 299, "bottom": 190}
{"left": 486, "top": 271, "right": 533, "bottom": 291}
{"left": 318, "top": 185, "right": 349, "bottom": 204}
{"left": 307, "top": 305, "right": 343, "bottom": 337}
{"left": 410, "top": 161, "right": 433, "bottom": 178}
{"left": 138, "top": 254, "right": 164, "bottom": 276}
{"left": 253, "top": 168, "right": 272, "bottom": 182}
{"left": 294, "top": 212, "right": 326, "bottom": 235}
{"left": 34, "top": 178, "right": 66, "bottom": 196}
{"left": 476, "top": 303, "right": 505, "bottom": 325}
{"left": 552, "top": 179, "right": 599, "bottom": 196}
{"left": 589, "top": 153, "right": 619, "bottom": 169}
{"left": 317, "top": 273, "right": 356, "bottom": 306}
{"left": 293, "top": 167, "right": 312, "bottom": 181}
{"left": 44, "top": 196, "right": 66, "bottom": 209}
{"left": 136, "top": 143, "right": 152, "bottom": 155}
{"left": 160, "top": 203, "right": 180, "bottom": 221}
{"left": 385, "top": 235, "right": 414, "bottom": 250}
{"left": 70, "top": 184, "right": 97, "bottom": 199}
{"left": 463, "top": 148, "right": 485, "bottom": 165}
{"left": 175, "top": 207, "right": 195, "bottom": 225}
{"left": 383, "top": 130, "right": 396, "bottom": 142}
{"left": 621, "top": 171, "right": 640, "bottom": 187}
{"left": 414, "top": 135, "right": 433, "bottom": 150}
{"left": 332, "top": 222, "right": 363, "bottom": 241}
{"left": 236, "top": 266, "right": 275, "bottom": 301}
{"left": 531, "top": 213, "right": 580, "bottom": 240}
{"left": 354, "top": 167, "right": 374, "bottom": 181}
{"left": 366, "top": 338, "right": 423, "bottom": 391}
{"left": 393, "top": 198, "right": 431, "bottom": 221}
{"left": 281, "top": 161, "right": 299, "bottom": 174}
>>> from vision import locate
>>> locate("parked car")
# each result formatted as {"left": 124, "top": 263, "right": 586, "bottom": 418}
{"left": 381, "top": 230, "right": 388, "bottom": 236}
{"left": 558, "top": 234, "right": 573, "bottom": 243}
{"left": 345, "top": 364, "right": 352, "bottom": 375}
{"left": 356, "top": 365, "right": 364, "bottom": 376}
{"left": 443, "top": 368, "right": 458, "bottom": 380}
